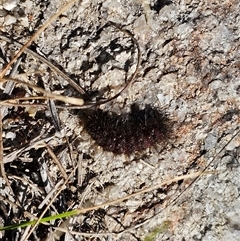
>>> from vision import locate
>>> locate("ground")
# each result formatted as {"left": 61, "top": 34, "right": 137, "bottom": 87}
{"left": 0, "top": 0, "right": 240, "bottom": 240}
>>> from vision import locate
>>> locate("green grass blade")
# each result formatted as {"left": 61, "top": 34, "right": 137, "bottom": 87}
{"left": 0, "top": 209, "right": 79, "bottom": 231}
{"left": 143, "top": 221, "right": 172, "bottom": 241}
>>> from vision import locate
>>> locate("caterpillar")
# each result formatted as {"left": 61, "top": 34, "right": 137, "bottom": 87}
{"left": 78, "top": 104, "right": 171, "bottom": 154}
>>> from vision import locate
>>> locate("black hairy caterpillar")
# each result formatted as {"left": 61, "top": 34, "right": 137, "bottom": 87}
{"left": 72, "top": 23, "right": 172, "bottom": 154}
{"left": 78, "top": 104, "right": 171, "bottom": 154}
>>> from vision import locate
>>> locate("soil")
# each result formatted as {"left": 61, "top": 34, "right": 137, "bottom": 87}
{"left": 0, "top": 0, "right": 240, "bottom": 240}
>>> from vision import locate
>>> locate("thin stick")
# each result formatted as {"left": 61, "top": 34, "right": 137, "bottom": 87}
{"left": 0, "top": 34, "right": 87, "bottom": 95}
{"left": 23, "top": 165, "right": 78, "bottom": 241}
{"left": 0, "top": 0, "right": 80, "bottom": 79}
{"left": 96, "top": 22, "right": 141, "bottom": 106}
{"left": 0, "top": 171, "right": 215, "bottom": 232}
{"left": 0, "top": 21, "right": 140, "bottom": 105}
{"left": 1, "top": 77, "right": 84, "bottom": 105}
{"left": 46, "top": 145, "right": 68, "bottom": 180}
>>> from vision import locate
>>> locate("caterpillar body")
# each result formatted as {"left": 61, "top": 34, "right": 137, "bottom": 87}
{"left": 78, "top": 104, "right": 171, "bottom": 154}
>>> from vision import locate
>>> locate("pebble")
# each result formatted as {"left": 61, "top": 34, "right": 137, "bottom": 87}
{"left": 4, "top": 15, "right": 17, "bottom": 25}
{"left": 2, "top": 0, "right": 17, "bottom": 11}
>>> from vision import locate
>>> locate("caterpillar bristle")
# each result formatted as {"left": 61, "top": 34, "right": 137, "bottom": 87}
{"left": 78, "top": 104, "right": 171, "bottom": 154}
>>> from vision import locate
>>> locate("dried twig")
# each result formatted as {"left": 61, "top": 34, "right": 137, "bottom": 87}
{"left": 0, "top": 0, "right": 80, "bottom": 79}
{"left": 0, "top": 34, "right": 87, "bottom": 95}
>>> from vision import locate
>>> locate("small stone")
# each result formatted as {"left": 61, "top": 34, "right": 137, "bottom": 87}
{"left": 0, "top": 9, "right": 7, "bottom": 17}
{"left": 3, "top": 0, "right": 17, "bottom": 11}
{"left": 204, "top": 133, "right": 218, "bottom": 150}
{"left": 4, "top": 15, "right": 17, "bottom": 25}
{"left": 5, "top": 132, "right": 16, "bottom": 139}
{"left": 20, "top": 16, "right": 29, "bottom": 27}
{"left": 59, "top": 16, "right": 70, "bottom": 25}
